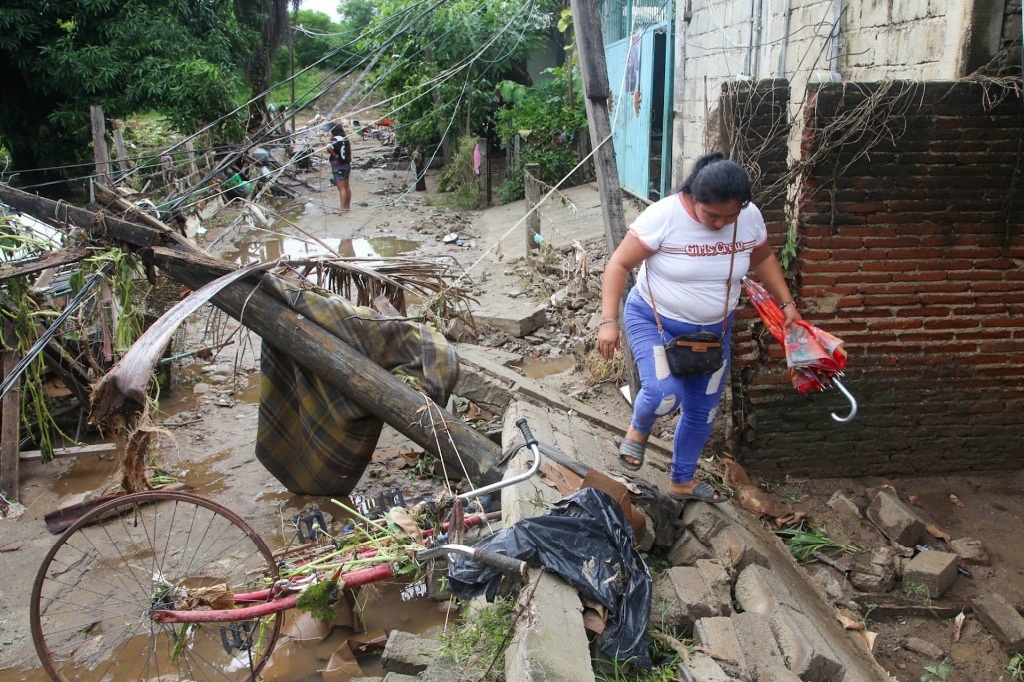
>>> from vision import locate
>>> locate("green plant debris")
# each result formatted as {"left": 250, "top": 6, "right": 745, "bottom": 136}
{"left": 440, "top": 596, "right": 516, "bottom": 670}
{"left": 774, "top": 522, "right": 858, "bottom": 561}
{"left": 920, "top": 657, "right": 950, "bottom": 682}
{"left": 1006, "top": 652, "right": 1024, "bottom": 680}
{"left": 295, "top": 578, "right": 338, "bottom": 625}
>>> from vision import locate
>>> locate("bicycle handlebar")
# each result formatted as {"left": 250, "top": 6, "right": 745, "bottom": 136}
{"left": 456, "top": 418, "right": 543, "bottom": 503}
{"left": 515, "top": 418, "right": 537, "bottom": 448}
{"left": 415, "top": 544, "right": 528, "bottom": 580}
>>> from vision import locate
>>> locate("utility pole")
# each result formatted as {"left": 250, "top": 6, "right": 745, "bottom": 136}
{"left": 569, "top": 1, "right": 639, "bottom": 396}
{"left": 569, "top": 1, "right": 628, "bottom": 250}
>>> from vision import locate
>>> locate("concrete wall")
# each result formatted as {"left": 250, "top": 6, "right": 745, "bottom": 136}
{"left": 672, "top": 0, "right": 1016, "bottom": 177}
{"left": 730, "top": 81, "right": 1024, "bottom": 476}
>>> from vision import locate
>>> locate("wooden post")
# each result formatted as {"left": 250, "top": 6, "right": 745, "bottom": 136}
{"left": 524, "top": 163, "right": 541, "bottom": 251}
{"left": 1, "top": 321, "right": 20, "bottom": 501}
{"left": 90, "top": 104, "right": 111, "bottom": 186}
{"left": 412, "top": 149, "right": 427, "bottom": 191}
{"left": 476, "top": 138, "right": 490, "bottom": 208}
{"left": 569, "top": 0, "right": 639, "bottom": 393}
{"left": 112, "top": 127, "right": 130, "bottom": 172}
{"left": 568, "top": 2, "right": 628, "bottom": 250}
{"left": 184, "top": 138, "right": 200, "bottom": 178}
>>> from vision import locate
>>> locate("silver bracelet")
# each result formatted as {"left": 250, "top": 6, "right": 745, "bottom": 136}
{"left": 778, "top": 301, "right": 795, "bottom": 310}
{"left": 599, "top": 317, "right": 619, "bottom": 326}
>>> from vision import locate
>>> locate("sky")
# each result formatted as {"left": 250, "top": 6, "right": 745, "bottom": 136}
{"left": 299, "top": 0, "right": 342, "bottom": 22}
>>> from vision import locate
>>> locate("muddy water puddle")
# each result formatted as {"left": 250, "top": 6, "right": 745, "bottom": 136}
{"left": 225, "top": 235, "right": 421, "bottom": 265}
{"left": 519, "top": 354, "right": 576, "bottom": 379}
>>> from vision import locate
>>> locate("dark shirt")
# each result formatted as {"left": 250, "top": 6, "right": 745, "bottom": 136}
{"left": 331, "top": 135, "right": 351, "bottom": 165}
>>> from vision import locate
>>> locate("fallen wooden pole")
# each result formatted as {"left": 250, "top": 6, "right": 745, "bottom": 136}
{"left": 0, "top": 184, "right": 505, "bottom": 487}
{"left": 150, "top": 247, "right": 504, "bottom": 487}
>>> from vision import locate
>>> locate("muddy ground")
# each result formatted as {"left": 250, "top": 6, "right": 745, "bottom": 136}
{"left": 2, "top": 131, "right": 1024, "bottom": 682}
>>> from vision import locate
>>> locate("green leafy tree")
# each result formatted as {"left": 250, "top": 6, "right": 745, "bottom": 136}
{"left": 365, "top": 0, "right": 559, "bottom": 154}
{"left": 0, "top": 0, "right": 258, "bottom": 183}
{"left": 494, "top": 62, "right": 589, "bottom": 200}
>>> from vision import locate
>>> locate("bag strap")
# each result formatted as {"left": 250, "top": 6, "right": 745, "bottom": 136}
{"left": 647, "top": 219, "right": 738, "bottom": 340}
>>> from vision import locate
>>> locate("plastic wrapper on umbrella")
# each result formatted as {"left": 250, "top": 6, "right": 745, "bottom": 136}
{"left": 742, "top": 276, "right": 857, "bottom": 422}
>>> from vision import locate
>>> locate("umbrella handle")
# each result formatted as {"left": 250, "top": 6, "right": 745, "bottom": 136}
{"left": 830, "top": 377, "right": 858, "bottom": 422}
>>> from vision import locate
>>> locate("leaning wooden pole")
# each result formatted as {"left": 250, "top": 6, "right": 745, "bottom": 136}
{"left": 150, "top": 248, "right": 503, "bottom": 487}
{"left": 0, "top": 185, "right": 504, "bottom": 487}
{"left": 568, "top": 1, "right": 640, "bottom": 394}
{"left": 569, "top": 0, "right": 628, "bottom": 250}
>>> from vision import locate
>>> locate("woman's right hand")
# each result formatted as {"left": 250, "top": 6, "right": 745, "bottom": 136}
{"left": 597, "top": 322, "right": 620, "bottom": 361}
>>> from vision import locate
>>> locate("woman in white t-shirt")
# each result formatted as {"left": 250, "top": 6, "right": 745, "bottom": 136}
{"left": 597, "top": 152, "right": 801, "bottom": 503}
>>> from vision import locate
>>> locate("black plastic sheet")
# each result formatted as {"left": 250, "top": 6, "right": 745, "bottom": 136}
{"left": 448, "top": 487, "right": 652, "bottom": 668}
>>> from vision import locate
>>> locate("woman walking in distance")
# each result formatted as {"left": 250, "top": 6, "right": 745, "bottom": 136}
{"left": 328, "top": 122, "right": 352, "bottom": 213}
{"left": 597, "top": 152, "right": 801, "bottom": 503}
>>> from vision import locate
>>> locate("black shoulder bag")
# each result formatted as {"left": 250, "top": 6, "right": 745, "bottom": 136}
{"left": 648, "top": 221, "right": 737, "bottom": 377}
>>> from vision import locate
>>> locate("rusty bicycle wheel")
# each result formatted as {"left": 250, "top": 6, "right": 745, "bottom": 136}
{"left": 31, "top": 491, "right": 282, "bottom": 681}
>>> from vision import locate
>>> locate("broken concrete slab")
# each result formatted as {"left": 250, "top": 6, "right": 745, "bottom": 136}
{"left": 470, "top": 298, "right": 546, "bottom": 337}
{"left": 769, "top": 605, "right": 846, "bottom": 682}
{"left": 904, "top": 636, "right": 945, "bottom": 659}
{"left": 681, "top": 502, "right": 730, "bottom": 545}
{"left": 708, "top": 524, "right": 769, "bottom": 577}
{"left": 380, "top": 630, "right": 435, "bottom": 675}
{"left": 903, "top": 550, "right": 958, "bottom": 598}
{"left": 693, "top": 616, "right": 746, "bottom": 678}
{"left": 731, "top": 612, "right": 787, "bottom": 678}
{"left": 652, "top": 561, "right": 732, "bottom": 633}
{"left": 949, "top": 536, "right": 990, "bottom": 565}
{"left": 866, "top": 489, "right": 924, "bottom": 547}
{"left": 734, "top": 564, "right": 801, "bottom": 616}
{"left": 667, "top": 530, "right": 714, "bottom": 566}
{"left": 850, "top": 546, "right": 898, "bottom": 593}
{"left": 678, "top": 651, "right": 735, "bottom": 681}
{"left": 973, "top": 593, "right": 1024, "bottom": 654}
{"left": 828, "top": 491, "right": 862, "bottom": 517}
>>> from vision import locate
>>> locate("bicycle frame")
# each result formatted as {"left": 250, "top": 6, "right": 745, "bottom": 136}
{"left": 151, "top": 418, "right": 541, "bottom": 626}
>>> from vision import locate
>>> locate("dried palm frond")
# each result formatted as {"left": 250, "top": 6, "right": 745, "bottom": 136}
{"left": 283, "top": 257, "right": 476, "bottom": 330}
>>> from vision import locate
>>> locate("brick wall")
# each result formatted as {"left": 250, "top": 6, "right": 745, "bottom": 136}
{"left": 732, "top": 80, "right": 1024, "bottom": 476}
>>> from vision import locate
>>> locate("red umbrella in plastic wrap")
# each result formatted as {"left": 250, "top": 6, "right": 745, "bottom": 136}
{"left": 742, "top": 276, "right": 857, "bottom": 422}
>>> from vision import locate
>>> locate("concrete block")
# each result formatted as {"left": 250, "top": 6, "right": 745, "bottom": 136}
{"left": 693, "top": 616, "right": 746, "bottom": 678}
{"left": 451, "top": 364, "right": 513, "bottom": 415}
{"left": 677, "top": 651, "right": 734, "bottom": 681}
{"left": 504, "top": 570, "right": 595, "bottom": 682}
{"left": 696, "top": 559, "right": 732, "bottom": 608}
{"left": 381, "top": 630, "right": 434, "bottom": 675}
{"left": 734, "top": 564, "right": 799, "bottom": 616}
{"left": 903, "top": 551, "right": 958, "bottom": 598}
{"left": 950, "top": 536, "right": 990, "bottom": 566}
{"left": 652, "top": 562, "right": 732, "bottom": 634}
{"left": 973, "top": 593, "right": 1024, "bottom": 654}
{"left": 769, "top": 606, "right": 845, "bottom": 682}
{"left": 904, "top": 636, "right": 945, "bottom": 660}
{"left": 731, "top": 612, "right": 786, "bottom": 677}
{"left": 667, "top": 530, "right": 714, "bottom": 566}
{"left": 471, "top": 299, "right": 546, "bottom": 337}
{"left": 828, "top": 491, "right": 862, "bottom": 517}
{"left": 709, "top": 525, "right": 768, "bottom": 576}
{"left": 850, "top": 546, "right": 897, "bottom": 593}
{"left": 681, "top": 503, "right": 730, "bottom": 544}
{"left": 867, "top": 489, "right": 924, "bottom": 546}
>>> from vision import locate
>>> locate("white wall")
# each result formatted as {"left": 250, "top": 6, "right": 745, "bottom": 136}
{"left": 672, "top": 0, "right": 998, "bottom": 180}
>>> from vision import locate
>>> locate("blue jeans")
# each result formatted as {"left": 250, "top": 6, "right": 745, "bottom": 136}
{"left": 623, "top": 289, "right": 732, "bottom": 484}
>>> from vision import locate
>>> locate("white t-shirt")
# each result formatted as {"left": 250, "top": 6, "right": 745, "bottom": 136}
{"left": 631, "top": 194, "right": 767, "bottom": 324}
